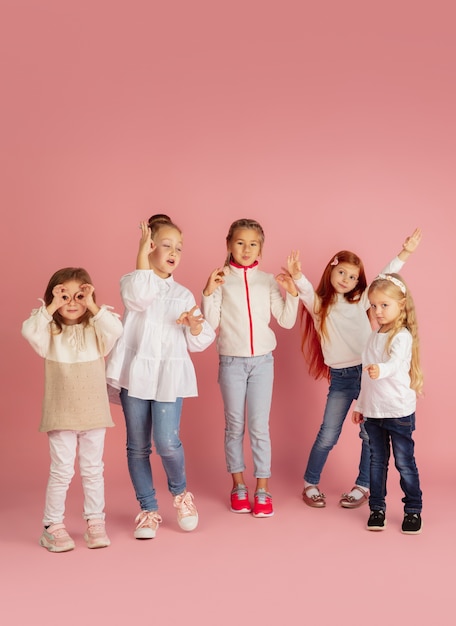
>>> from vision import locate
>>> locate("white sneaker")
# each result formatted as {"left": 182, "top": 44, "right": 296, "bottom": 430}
{"left": 134, "top": 510, "right": 162, "bottom": 539}
{"left": 173, "top": 491, "right": 198, "bottom": 531}
{"left": 84, "top": 519, "right": 111, "bottom": 549}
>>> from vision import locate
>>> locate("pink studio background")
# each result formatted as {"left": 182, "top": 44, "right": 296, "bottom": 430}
{"left": 1, "top": 1, "right": 454, "bottom": 625}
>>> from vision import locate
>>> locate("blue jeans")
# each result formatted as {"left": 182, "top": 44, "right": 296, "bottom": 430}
{"left": 120, "top": 389, "right": 186, "bottom": 511}
{"left": 304, "top": 365, "right": 370, "bottom": 488}
{"left": 218, "top": 353, "right": 274, "bottom": 478}
{"left": 364, "top": 414, "right": 422, "bottom": 514}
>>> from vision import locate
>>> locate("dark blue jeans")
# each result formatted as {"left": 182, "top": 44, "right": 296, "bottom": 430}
{"left": 304, "top": 365, "right": 370, "bottom": 488}
{"left": 364, "top": 414, "right": 422, "bottom": 514}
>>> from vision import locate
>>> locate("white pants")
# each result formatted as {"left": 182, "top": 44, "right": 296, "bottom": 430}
{"left": 43, "top": 429, "right": 106, "bottom": 525}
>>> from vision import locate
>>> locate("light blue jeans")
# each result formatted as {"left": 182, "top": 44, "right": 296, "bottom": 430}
{"left": 120, "top": 389, "right": 186, "bottom": 511}
{"left": 304, "top": 365, "right": 370, "bottom": 489}
{"left": 218, "top": 353, "right": 274, "bottom": 478}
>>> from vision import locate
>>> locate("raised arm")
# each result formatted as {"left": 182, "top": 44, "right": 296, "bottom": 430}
{"left": 397, "top": 227, "right": 422, "bottom": 262}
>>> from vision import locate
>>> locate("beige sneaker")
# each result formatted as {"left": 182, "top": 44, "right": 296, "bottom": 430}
{"left": 84, "top": 519, "right": 111, "bottom": 549}
{"left": 39, "top": 523, "right": 75, "bottom": 553}
{"left": 134, "top": 510, "right": 162, "bottom": 539}
{"left": 173, "top": 491, "right": 198, "bottom": 531}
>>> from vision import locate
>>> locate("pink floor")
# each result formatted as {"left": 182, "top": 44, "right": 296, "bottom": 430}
{"left": 2, "top": 460, "right": 452, "bottom": 626}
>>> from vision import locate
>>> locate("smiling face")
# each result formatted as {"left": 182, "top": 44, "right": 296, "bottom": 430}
{"left": 227, "top": 227, "right": 262, "bottom": 266}
{"left": 369, "top": 288, "right": 405, "bottom": 332}
{"left": 149, "top": 225, "right": 183, "bottom": 278}
{"left": 330, "top": 262, "right": 360, "bottom": 294}
{"left": 57, "top": 280, "right": 88, "bottom": 325}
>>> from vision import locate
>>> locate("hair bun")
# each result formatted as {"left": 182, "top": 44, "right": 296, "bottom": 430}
{"left": 148, "top": 214, "right": 172, "bottom": 227}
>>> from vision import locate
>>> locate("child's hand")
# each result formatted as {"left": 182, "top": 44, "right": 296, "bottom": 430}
{"left": 77, "top": 283, "right": 98, "bottom": 312}
{"left": 137, "top": 221, "right": 155, "bottom": 269}
{"left": 402, "top": 228, "right": 422, "bottom": 254}
{"left": 50, "top": 284, "right": 72, "bottom": 311}
{"left": 275, "top": 273, "right": 298, "bottom": 296}
{"left": 352, "top": 411, "right": 364, "bottom": 424}
{"left": 203, "top": 268, "right": 225, "bottom": 297}
{"left": 365, "top": 364, "right": 380, "bottom": 379}
{"left": 176, "top": 305, "right": 204, "bottom": 335}
{"left": 287, "top": 250, "right": 302, "bottom": 281}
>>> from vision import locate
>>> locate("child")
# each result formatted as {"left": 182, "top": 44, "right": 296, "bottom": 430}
{"left": 352, "top": 273, "right": 423, "bottom": 534}
{"left": 21, "top": 267, "right": 123, "bottom": 552}
{"left": 201, "top": 218, "right": 299, "bottom": 517}
{"left": 289, "top": 228, "right": 422, "bottom": 508}
{"left": 106, "top": 215, "right": 215, "bottom": 539}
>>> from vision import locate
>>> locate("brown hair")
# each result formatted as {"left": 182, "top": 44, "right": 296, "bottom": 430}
{"left": 148, "top": 214, "right": 182, "bottom": 239}
{"left": 44, "top": 267, "right": 95, "bottom": 333}
{"left": 224, "top": 218, "right": 265, "bottom": 266}
{"left": 301, "top": 250, "right": 367, "bottom": 380}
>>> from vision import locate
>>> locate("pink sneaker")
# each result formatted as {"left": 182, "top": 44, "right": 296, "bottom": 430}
{"left": 230, "top": 484, "right": 252, "bottom": 513}
{"left": 134, "top": 510, "right": 162, "bottom": 539}
{"left": 84, "top": 519, "right": 111, "bottom": 549}
{"left": 253, "top": 489, "right": 274, "bottom": 518}
{"left": 173, "top": 491, "right": 198, "bottom": 531}
{"left": 39, "top": 523, "right": 75, "bottom": 552}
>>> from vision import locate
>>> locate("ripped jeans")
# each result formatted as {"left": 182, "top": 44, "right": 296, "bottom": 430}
{"left": 120, "top": 389, "right": 186, "bottom": 511}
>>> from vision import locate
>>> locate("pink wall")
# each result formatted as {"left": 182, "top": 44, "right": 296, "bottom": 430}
{"left": 1, "top": 0, "right": 454, "bottom": 499}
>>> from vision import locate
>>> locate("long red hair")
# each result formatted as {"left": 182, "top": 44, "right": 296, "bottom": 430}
{"left": 300, "top": 250, "right": 367, "bottom": 380}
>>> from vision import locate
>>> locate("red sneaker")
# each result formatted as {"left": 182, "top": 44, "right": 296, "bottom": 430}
{"left": 230, "top": 484, "right": 252, "bottom": 513}
{"left": 253, "top": 489, "right": 274, "bottom": 518}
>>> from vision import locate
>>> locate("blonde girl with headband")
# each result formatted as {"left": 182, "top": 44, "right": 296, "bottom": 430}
{"left": 202, "top": 218, "right": 299, "bottom": 517}
{"left": 22, "top": 267, "right": 123, "bottom": 552}
{"left": 106, "top": 215, "right": 215, "bottom": 539}
{"left": 352, "top": 273, "right": 424, "bottom": 534}
{"left": 288, "top": 228, "right": 422, "bottom": 508}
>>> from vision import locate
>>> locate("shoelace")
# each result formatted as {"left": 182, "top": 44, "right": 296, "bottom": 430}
{"left": 233, "top": 486, "right": 248, "bottom": 499}
{"left": 175, "top": 492, "right": 196, "bottom": 517}
{"left": 255, "top": 490, "right": 272, "bottom": 504}
{"left": 136, "top": 511, "right": 162, "bottom": 529}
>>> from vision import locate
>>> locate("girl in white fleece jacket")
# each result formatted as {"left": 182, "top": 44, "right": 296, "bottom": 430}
{"left": 202, "top": 218, "right": 299, "bottom": 518}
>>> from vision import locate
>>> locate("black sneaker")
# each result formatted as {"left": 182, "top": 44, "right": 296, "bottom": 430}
{"left": 367, "top": 510, "right": 386, "bottom": 531}
{"left": 401, "top": 513, "right": 422, "bottom": 535}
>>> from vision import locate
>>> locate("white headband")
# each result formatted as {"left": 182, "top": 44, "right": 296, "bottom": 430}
{"left": 376, "top": 274, "right": 406, "bottom": 294}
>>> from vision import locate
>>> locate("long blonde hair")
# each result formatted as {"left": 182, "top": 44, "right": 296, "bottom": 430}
{"left": 368, "top": 273, "right": 424, "bottom": 395}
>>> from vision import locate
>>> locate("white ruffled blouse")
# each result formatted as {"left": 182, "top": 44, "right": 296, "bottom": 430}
{"left": 106, "top": 270, "right": 215, "bottom": 402}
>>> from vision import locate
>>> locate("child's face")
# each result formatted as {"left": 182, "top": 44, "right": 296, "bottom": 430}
{"left": 369, "top": 289, "right": 404, "bottom": 331}
{"left": 149, "top": 226, "right": 183, "bottom": 278}
{"left": 57, "top": 280, "right": 88, "bottom": 325}
{"left": 228, "top": 228, "right": 262, "bottom": 266}
{"left": 330, "top": 262, "right": 360, "bottom": 294}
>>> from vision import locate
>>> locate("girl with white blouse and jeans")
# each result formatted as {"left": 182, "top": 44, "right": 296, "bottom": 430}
{"left": 106, "top": 215, "right": 215, "bottom": 539}
{"left": 352, "top": 273, "right": 423, "bottom": 534}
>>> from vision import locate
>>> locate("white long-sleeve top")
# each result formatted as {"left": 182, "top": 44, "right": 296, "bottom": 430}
{"left": 201, "top": 263, "right": 299, "bottom": 357}
{"left": 355, "top": 328, "right": 416, "bottom": 418}
{"left": 21, "top": 304, "right": 123, "bottom": 432}
{"left": 106, "top": 270, "right": 215, "bottom": 402}
{"left": 295, "top": 256, "right": 404, "bottom": 368}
